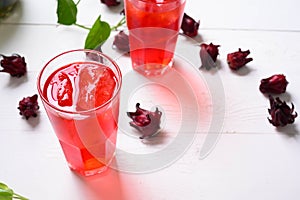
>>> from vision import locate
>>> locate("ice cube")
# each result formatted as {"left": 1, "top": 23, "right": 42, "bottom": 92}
{"left": 74, "top": 63, "right": 116, "bottom": 111}
{"left": 74, "top": 63, "right": 106, "bottom": 111}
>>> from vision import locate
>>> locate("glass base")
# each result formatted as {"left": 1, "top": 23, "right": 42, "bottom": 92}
{"left": 132, "top": 59, "right": 174, "bottom": 76}
{"left": 69, "top": 163, "right": 108, "bottom": 177}
{"left": 59, "top": 140, "right": 115, "bottom": 177}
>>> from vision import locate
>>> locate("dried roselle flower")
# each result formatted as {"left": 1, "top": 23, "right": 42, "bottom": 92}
{"left": 259, "top": 74, "right": 288, "bottom": 94}
{"left": 100, "top": 0, "right": 120, "bottom": 7}
{"left": 18, "top": 94, "right": 40, "bottom": 120}
{"left": 0, "top": 54, "right": 27, "bottom": 77}
{"left": 268, "top": 95, "right": 297, "bottom": 127}
{"left": 113, "top": 31, "right": 130, "bottom": 54}
{"left": 200, "top": 43, "right": 220, "bottom": 70}
{"left": 127, "top": 103, "right": 162, "bottom": 139}
{"left": 181, "top": 13, "right": 200, "bottom": 37}
{"left": 227, "top": 48, "right": 253, "bottom": 70}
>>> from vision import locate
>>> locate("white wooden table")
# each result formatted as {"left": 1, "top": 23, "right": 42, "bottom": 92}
{"left": 1, "top": 0, "right": 300, "bottom": 199}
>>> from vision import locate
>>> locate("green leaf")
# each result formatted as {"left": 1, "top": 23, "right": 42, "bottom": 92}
{"left": 84, "top": 16, "right": 111, "bottom": 50}
{"left": 0, "top": 183, "right": 9, "bottom": 190}
{"left": 0, "top": 191, "right": 13, "bottom": 200}
{"left": 0, "top": 183, "right": 13, "bottom": 200}
{"left": 57, "top": 0, "right": 77, "bottom": 25}
{"left": 0, "top": 183, "right": 28, "bottom": 200}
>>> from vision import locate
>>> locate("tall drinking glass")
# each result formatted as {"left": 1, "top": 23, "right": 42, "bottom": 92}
{"left": 37, "top": 49, "right": 122, "bottom": 176}
{"left": 124, "top": 0, "right": 186, "bottom": 76}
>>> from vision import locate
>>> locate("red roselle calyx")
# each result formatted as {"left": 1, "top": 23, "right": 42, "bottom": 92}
{"left": 268, "top": 96, "right": 297, "bottom": 127}
{"left": 200, "top": 42, "right": 220, "bottom": 70}
{"left": 18, "top": 94, "right": 40, "bottom": 120}
{"left": 127, "top": 103, "right": 162, "bottom": 139}
{"left": 113, "top": 31, "right": 130, "bottom": 54}
{"left": 181, "top": 13, "right": 200, "bottom": 37}
{"left": 227, "top": 48, "right": 253, "bottom": 70}
{"left": 0, "top": 54, "right": 27, "bottom": 77}
{"left": 259, "top": 74, "right": 288, "bottom": 94}
{"left": 100, "top": 0, "right": 120, "bottom": 6}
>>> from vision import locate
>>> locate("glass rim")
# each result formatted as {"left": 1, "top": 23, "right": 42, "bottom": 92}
{"left": 133, "top": 0, "right": 185, "bottom": 5}
{"left": 37, "top": 49, "right": 122, "bottom": 115}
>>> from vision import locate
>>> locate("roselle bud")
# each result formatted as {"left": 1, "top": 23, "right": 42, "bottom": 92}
{"left": 259, "top": 74, "right": 288, "bottom": 94}
{"left": 181, "top": 13, "right": 200, "bottom": 37}
{"left": 268, "top": 95, "right": 297, "bottom": 127}
{"left": 18, "top": 94, "right": 40, "bottom": 120}
{"left": 0, "top": 54, "right": 27, "bottom": 77}
{"left": 127, "top": 103, "right": 162, "bottom": 139}
{"left": 200, "top": 42, "right": 220, "bottom": 70}
{"left": 100, "top": 0, "right": 120, "bottom": 7}
{"left": 227, "top": 48, "right": 253, "bottom": 70}
{"left": 113, "top": 31, "right": 130, "bottom": 53}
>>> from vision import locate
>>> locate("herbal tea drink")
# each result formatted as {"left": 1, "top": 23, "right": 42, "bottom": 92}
{"left": 124, "top": 0, "right": 186, "bottom": 76}
{"left": 37, "top": 50, "right": 122, "bottom": 176}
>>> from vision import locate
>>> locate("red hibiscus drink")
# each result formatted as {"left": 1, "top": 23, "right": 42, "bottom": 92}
{"left": 37, "top": 50, "right": 122, "bottom": 176}
{"left": 124, "top": 0, "right": 186, "bottom": 76}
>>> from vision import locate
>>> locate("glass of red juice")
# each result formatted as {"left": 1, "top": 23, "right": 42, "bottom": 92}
{"left": 124, "top": 0, "right": 186, "bottom": 76}
{"left": 37, "top": 49, "right": 122, "bottom": 176}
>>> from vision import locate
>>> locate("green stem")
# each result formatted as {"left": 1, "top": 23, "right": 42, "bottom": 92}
{"left": 74, "top": 23, "right": 91, "bottom": 30}
{"left": 110, "top": 16, "right": 126, "bottom": 31}
{"left": 13, "top": 192, "right": 29, "bottom": 200}
{"left": 75, "top": 0, "right": 81, "bottom": 6}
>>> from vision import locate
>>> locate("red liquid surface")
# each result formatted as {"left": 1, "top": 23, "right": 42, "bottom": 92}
{"left": 43, "top": 62, "right": 119, "bottom": 176}
{"left": 125, "top": 0, "right": 186, "bottom": 75}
